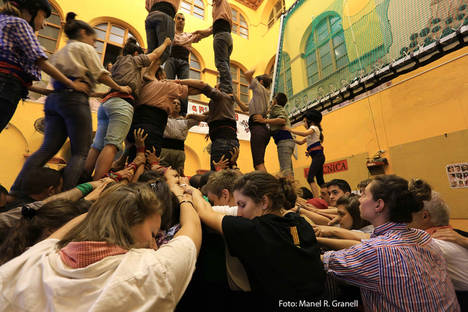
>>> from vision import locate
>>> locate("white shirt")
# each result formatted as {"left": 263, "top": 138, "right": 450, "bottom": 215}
{"left": 306, "top": 125, "right": 321, "bottom": 147}
{"left": 211, "top": 205, "right": 238, "bottom": 216}
{"left": 433, "top": 238, "right": 468, "bottom": 291}
{"left": 0, "top": 236, "right": 197, "bottom": 312}
{"left": 163, "top": 117, "right": 199, "bottom": 141}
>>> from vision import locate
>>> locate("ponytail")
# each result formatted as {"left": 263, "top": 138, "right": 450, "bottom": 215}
{"left": 0, "top": 199, "right": 85, "bottom": 265}
{"left": 316, "top": 122, "right": 324, "bottom": 143}
{"left": 233, "top": 172, "right": 297, "bottom": 212}
{"left": 277, "top": 176, "right": 297, "bottom": 210}
{"left": 64, "top": 12, "right": 95, "bottom": 40}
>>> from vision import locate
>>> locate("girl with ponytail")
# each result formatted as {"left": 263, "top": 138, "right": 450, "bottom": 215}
{"left": 0, "top": 199, "right": 85, "bottom": 265}
{"left": 11, "top": 12, "right": 132, "bottom": 192}
{"left": 0, "top": 1, "right": 89, "bottom": 133}
{"left": 286, "top": 108, "right": 325, "bottom": 199}
{"left": 192, "top": 171, "right": 325, "bottom": 307}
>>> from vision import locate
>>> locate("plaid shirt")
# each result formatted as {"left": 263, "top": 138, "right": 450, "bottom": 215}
{"left": 0, "top": 14, "right": 47, "bottom": 81}
{"left": 323, "top": 222, "right": 460, "bottom": 312}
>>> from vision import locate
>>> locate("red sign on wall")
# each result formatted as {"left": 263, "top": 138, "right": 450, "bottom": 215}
{"left": 304, "top": 159, "right": 348, "bottom": 177}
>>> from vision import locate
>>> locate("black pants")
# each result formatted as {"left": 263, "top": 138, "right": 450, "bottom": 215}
{"left": 307, "top": 151, "right": 325, "bottom": 185}
{"left": 12, "top": 91, "right": 92, "bottom": 192}
{"left": 0, "top": 73, "right": 27, "bottom": 133}
{"left": 127, "top": 105, "right": 168, "bottom": 160}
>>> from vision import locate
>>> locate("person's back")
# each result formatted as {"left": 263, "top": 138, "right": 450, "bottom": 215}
{"left": 223, "top": 211, "right": 325, "bottom": 305}
{"left": 0, "top": 236, "right": 196, "bottom": 312}
{"left": 326, "top": 222, "right": 459, "bottom": 311}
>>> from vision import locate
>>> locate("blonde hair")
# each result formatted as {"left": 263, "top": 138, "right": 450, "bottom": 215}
{"left": 0, "top": 2, "right": 21, "bottom": 17}
{"left": 58, "top": 183, "right": 164, "bottom": 249}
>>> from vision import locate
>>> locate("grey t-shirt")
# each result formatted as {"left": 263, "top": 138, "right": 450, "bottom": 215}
{"left": 111, "top": 54, "right": 151, "bottom": 100}
{"left": 202, "top": 85, "right": 236, "bottom": 123}
{"left": 248, "top": 78, "right": 270, "bottom": 117}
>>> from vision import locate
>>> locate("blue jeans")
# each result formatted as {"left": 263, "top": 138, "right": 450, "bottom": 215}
{"left": 145, "top": 11, "right": 175, "bottom": 63}
{"left": 276, "top": 139, "right": 295, "bottom": 177}
{"left": 210, "top": 138, "right": 239, "bottom": 171}
{"left": 11, "top": 91, "right": 92, "bottom": 192}
{"left": 92, "top": 97, "right": 133, "bottom": 151}
{"left": 0, "top": 73, "right": 27, "bottom": 133}
{"left": 213, "top": 32, "right": 233, "bottom": 94}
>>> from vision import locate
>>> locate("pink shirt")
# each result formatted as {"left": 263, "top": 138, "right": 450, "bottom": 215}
{"left": 138, "top": 80, "right": 188, "bottom": 114}
{"left": 212, "top": 0, "right": 232, "bottom": 25}
{"left": 146, "top": 0, "right": 181, "bottom": 12}
{"left": 173, "top": 32, "right": 197, "bottom": 51}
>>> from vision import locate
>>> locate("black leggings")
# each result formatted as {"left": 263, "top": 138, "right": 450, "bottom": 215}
{"left": 307, "top": 151, "right": 325, "bottom": 185}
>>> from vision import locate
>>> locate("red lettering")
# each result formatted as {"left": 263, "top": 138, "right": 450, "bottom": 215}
{"left": 192, "top": 105, "right": 197, "bottom": 112}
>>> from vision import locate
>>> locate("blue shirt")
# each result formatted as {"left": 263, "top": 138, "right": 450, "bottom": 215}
{"left": 0, "top": 14, "right": 47, "bottom": 81}
{"left": 323, "top": 222, "right": 460, "bottom": 312}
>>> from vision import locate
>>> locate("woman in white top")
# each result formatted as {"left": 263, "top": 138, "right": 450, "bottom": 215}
{"left": 287, "top": 109, "right": 325, "bottom": 198}
{"left": 11, "top": 12, "right": 132, "bottom": 192}
{"left": 0, "top": 182, "right": 202, "bottom": 312}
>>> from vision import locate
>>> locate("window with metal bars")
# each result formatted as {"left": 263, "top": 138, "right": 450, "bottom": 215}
{"left": 304, "top": 15, "right": 348, "bottom": 86}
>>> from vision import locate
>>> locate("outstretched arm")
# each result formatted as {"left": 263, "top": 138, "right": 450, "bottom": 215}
{"left": 286, "top": 126, "right": 315, "bottom": 137}
{"left": 176, "top": 79, "right": 209, "bottom": 90}
{"left": 244, "top": 69, "right": 255, "bottom": 84}
{"left": 193, "top": 26, "right": 213, "bottom": 40}
{"left": 147, "top": 38, "right": 172, "bottom": 63}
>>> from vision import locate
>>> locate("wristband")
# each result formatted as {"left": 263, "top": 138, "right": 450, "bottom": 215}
{"left": 179, "top": 200, "right": 194, "bottom": 208}
{"left": 76, "top": 183, "right": 93, "bottom": 196}
{"left": 136, "top": 147, "right": 145, "bottom": 153}
{"left": 107, "top": 172, "right": 122, "bottom": 182}
{"left": 127, "top": 162, "right": 137, "bottom": 171}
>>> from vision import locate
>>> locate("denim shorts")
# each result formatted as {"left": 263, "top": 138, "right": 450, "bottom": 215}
{"left": 91, "top": 97, "right": 134, "bottom": 151}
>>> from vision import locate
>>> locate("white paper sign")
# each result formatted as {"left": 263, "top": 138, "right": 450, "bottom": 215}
{"left": 187, "top": 101, "right": 251, "bottom": 141}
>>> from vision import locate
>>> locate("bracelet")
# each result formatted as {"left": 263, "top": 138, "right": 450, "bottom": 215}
{"left": 106, "top": 172, "right": 122, "bottom": 182}
{"left": 179, "top": 200, "right": 194, "bottom": 208}
{"left": 76, "top": 183, "right": 93, "bottom": 196}
{"left": 151, "top": 161, "right": 159, "bottom": 166}
{"left": 136, "top": 147, "right": 145, "bottom": 153}
{"left": 127, "top": 162, "right": 137, "bottom": 171}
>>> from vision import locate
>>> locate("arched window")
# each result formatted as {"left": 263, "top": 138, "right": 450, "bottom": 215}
{"left": 189, "top": 52, "right": 203, "bottom": 101}
{"left": 37, "top": 1, "right": 63, "bottom": 56}
{"left": 92, "top": 20, "right": 143, "bottom": 65}
{"left": 180, "top": 0, "right": 205, "bottom": 19}
{"left": 230, "top": 63, "right": 249, "bottom": 104}
{"left": 268, "top": 0, "right": 284, "bottom": 28}
{"left": 305, "top": 14, "right": 348, "bottom": 86}
{"left": 231, "top": 7, "right": 248, "bottom": 39}
{"left": 277, "top": 53, "right": 293, "bottom": 98}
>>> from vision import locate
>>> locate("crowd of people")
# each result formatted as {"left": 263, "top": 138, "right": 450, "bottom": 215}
{"left": 0, "top": 0, "right": 466, "bottom": 311}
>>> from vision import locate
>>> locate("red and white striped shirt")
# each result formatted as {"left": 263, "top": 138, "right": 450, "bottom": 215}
{"left": 323, "top": 222, "right": 460, "bottom": 312}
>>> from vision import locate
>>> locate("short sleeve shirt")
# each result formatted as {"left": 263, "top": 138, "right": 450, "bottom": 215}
{"left": 111, "top": 54, "right": 151, "bottom": 99}
{"left": 138, "top": 80, "right": 188, "bottom": 114}
{"left": 248, "top": 78, "right": 270, "bottom": 116}
{"left": 0, "top": 14, "right": 47, "bottom": 81}
{"left": 50, "top": 40, "right": 109, "bottom": 90}
{"left": 269, "top": 104, "right": 291, "bottom": 132}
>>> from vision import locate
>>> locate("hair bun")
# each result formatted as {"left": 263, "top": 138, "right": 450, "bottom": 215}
{"left": 66, "top": 12, "right": 77, "bottom": 23}
{"left": 126, "top": 37, "right": 137, "bottom": 44}
{"left": 277, "top": 176, "right": 297, "bottom": 210}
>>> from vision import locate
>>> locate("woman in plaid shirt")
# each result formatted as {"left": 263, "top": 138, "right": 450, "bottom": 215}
{"left": 0, "top": 0, "right": 88, "bottom": 133}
